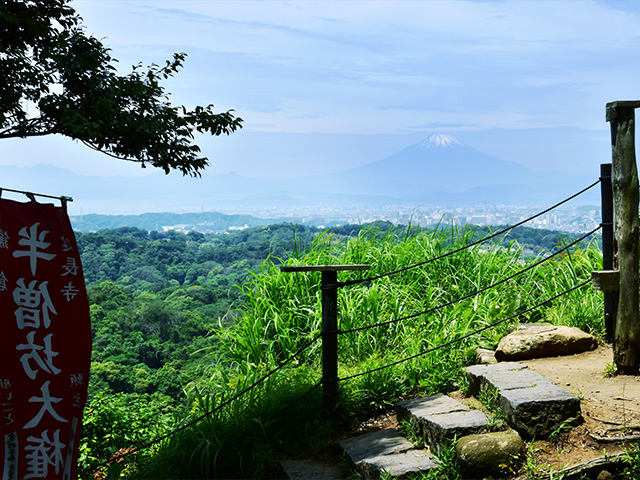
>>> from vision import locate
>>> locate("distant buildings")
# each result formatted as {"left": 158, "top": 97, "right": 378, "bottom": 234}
{"left": 190, "top": 203, "right": 602, "bottom": 234}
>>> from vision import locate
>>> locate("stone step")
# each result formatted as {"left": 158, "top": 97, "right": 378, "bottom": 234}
{"left": 339, "top": 428, "right": 436, "bottom": 480}
{"left": 280, "top": 458, "right": 346, "bottom": 480}
{"left": 396, "top": 393, "right": 490, "bottom": 451}
{"left": 307, "top": 363, "right": 583, "bottom": 479}
{"left": 466, "top": 361, "right": 582, "bottom": 438}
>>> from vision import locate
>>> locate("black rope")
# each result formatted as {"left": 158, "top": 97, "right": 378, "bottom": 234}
{"left": 338, "top": 279, "right": 591, "bottom": 383}
{"left": 338, "top": 225, "right": 600, "bottom": 335}
{"left": 327, "top": 179, "right": 601, "bottom": 290}
{"left": 270, "top": 380, "right": 324, "bottom": 418}
{"left": 80, "top": 179, "right": 601, "bottom": 474}
{"left": 80, "top": 333, "right": 322, "bottom": 475}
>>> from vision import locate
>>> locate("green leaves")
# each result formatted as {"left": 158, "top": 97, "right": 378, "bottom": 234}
{"left": 79, "top": 391, "right": 174, "bottom": 478}
{"left": 0, "top": 0, "right": 242, "bottom": 176}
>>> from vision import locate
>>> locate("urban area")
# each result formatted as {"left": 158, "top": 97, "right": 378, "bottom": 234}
{"left": 159, "top": 203, "right": 601, "bottom": 235}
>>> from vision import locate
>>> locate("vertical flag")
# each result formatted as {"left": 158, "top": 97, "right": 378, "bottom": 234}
{"left": 0, "top": 197, "right": 92, "bottom": 480}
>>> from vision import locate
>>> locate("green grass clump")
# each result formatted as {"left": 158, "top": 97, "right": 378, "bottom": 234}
{"left": 129, "top": 224, "right": 603, "bottom": 478}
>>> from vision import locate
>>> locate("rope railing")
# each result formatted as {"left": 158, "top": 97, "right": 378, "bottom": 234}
{"left": 297, "top": 178, "right": 604, "bottom": 413}
{"left": 325, "top": 178, "right": 601, "bottom": 290}
{"left": 337, "top": 225, "right": 600, "bottom": 336}
{"left": 84, "top": 177, "right": 604, "bottom": 475}
{"left": 80, "top": 333, "right": 322, "bottom": 475}
{"left": 338, "top": 279, "right": 591, "bottom": 383}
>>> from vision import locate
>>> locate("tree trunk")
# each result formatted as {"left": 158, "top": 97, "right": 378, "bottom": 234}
{"left": 607, "top": 101, "right": 640, "bottom": 374}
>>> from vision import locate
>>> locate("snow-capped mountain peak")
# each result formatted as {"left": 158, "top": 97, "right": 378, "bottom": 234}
{"left": 417, "top": 133, "right": 463, "bottom": 149}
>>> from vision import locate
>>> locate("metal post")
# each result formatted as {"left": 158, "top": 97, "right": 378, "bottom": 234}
{"left": 600, "top": 163, "right": 616, "bottom": 342}
{"left": 321, "top": 270, "right": 339, "bottom": 413}
{"left": 280, "top": 264, "right": 371, "bottom": 415}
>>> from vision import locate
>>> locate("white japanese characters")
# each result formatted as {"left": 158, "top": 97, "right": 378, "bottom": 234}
{"left": 1, "top": 213, "right": 89, "bottom": 480}
{"left": 12, "top": 223, "right": 56, "bottom": 276}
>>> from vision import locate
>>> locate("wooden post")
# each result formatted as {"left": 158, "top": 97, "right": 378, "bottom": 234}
{"left": 280, "top": 264, "right": 371, "bottom": 413}
{"left": 600, "top": 163, "right": 617, "bottom": 342}
{"left": 606, "top": 100, "right": 640, "bottom": 374}
{"left": 320, "top": 269, "right": 339, "bottom": 415}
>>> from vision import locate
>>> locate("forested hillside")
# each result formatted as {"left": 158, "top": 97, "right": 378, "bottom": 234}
{"left": 80, "top": 224, "right": 317, "bottom": 399}
{"left": 77, "top": 221, "right": 596, "bottom": 478}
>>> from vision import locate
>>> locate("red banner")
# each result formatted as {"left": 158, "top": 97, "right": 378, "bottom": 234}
{"left": 0, "top": 198, "right": 92, "bottom": 479}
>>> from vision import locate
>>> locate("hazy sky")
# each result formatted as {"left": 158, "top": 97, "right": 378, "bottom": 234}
{"left": 2, "top": 0, "right": 640, "bottom": 179}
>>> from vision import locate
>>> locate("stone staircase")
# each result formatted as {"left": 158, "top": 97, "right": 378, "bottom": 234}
{"left": 284, "top": 361, "right": 584, "bottom": 479}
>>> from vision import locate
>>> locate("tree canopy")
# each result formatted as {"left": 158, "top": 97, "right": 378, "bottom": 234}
{"left": 0, "top": 0, "right": 243, "bottom": 176}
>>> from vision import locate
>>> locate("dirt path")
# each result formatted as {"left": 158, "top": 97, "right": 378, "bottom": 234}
{"left": 354, "top": 344, "right": 640, "bottom": 477}
{"left": 517, "top": 343, "right": 640, "bottom": 475}
{"left": 288, "top": 345, "right": 639, "bottom": 479}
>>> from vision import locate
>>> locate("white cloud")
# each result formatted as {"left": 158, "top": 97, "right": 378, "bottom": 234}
{"left": 8, "top": 0, "right": 640, "bottom": 177}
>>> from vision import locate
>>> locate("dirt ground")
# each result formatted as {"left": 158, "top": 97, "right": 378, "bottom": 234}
{"left": 350, "top": 344, "right": 640, "bottom": 478}
{"left": 516, "top": 343, "right": 639, "bottom": 476}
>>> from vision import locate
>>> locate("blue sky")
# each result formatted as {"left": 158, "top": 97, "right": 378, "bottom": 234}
{"left": 2, "top": 0, "right": 640, "bottom": 180}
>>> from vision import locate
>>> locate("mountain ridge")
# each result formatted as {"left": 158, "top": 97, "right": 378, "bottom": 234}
{"left": 0, "top": 133, "right": 599, "bottom": 214}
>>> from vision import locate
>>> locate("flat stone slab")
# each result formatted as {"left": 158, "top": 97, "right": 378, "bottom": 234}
{"left": 396, "top": 393, "right": 489, "bottom": 450}
{"left": 423, "top": 409, "right": 491, "bottom": 450}
{"left": 466, "top": 362, "right": 529, "bottom": 396}
{"left": 474, "top": 364, "right": 552, "bottom": 393}
{"left": 360, "top": 449, "right": 436, "bottom": 479}
{"left": 498, "top": 382, "right": 582, "bottom": 438}
{"left": 340, "top": 429, "right": 413, "bottom": 465}
{"left": 340, "top": 429, "right": 435, "bottom": 480}
{"left": 397, "top": 393, "right": 469, "bottom": 418}
{"left": 280, "top": 458, "right": 346, "bottom": 480}
{"left": 466, "top": 362, "right": 582, "bottom": 438}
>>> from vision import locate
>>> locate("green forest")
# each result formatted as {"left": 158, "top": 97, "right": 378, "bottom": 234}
{"left": 77, "top": 221, "right": 604, "bottom": 479}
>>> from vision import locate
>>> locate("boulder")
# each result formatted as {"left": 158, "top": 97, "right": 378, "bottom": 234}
{"left": 455, "top": 429, "right": 523, "bottom": 478}
{"left": 495, "top": 324, "right": 597, "bottom": 361}
{"left": 475, "top": 348, "right": 497, "bottom": 364}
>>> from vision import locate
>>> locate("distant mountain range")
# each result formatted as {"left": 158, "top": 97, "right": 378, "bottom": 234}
{"left": 0, "top": 134, "right": 600, "bottom": 214}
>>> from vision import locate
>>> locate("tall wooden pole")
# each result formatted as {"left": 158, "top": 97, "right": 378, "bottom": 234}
{"left": 607, "top": 100, "right": 640, "bottom": 374}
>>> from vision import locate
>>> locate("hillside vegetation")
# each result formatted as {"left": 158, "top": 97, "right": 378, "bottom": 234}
{"left": 76, "top": 222, "right": 603, "bottom": 479}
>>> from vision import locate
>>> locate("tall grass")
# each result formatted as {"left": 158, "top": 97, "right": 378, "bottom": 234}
{"left": 136, "top": 224, "right": 603, "bottom": 478}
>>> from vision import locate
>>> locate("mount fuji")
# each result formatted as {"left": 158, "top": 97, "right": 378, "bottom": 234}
{"left": 0, "top": 134, "right": 598, "bottom": 214}
{"left": 286, "top": 133, "right": 596, "bottom": 205}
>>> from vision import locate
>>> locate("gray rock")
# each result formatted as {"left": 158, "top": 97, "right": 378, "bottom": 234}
{"left": 455, "top": 429, "right": 524, "bottom": 478}
{"left": 340, "top": 429, "right": 436, "bottom": 480}
{"left": 498, "top": 382, "right": 582, "bottom": 438}
{"left": 475, "top": 348, "right": 497, "bottom": 364}
{"left": 396, "top": 393, "right": 489, "bottom": 450}
{"left": 495, "top": 325, "right": 597, "bottom": 361}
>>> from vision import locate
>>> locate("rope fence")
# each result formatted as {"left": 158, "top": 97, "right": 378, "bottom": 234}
{"left": 84, "top": 177, "right": 604, "bottom": 474}
{"left": 80, "top": 333, "right": 322, "bottom": 475}
{"left": 324, "top": 178, "right": 601, "bottom": 290}
{"left": 338, "top": 225, "right": 600, "bottom": 335}
{"left": 338, "top": 279, "right": 591, "bottom": 383}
